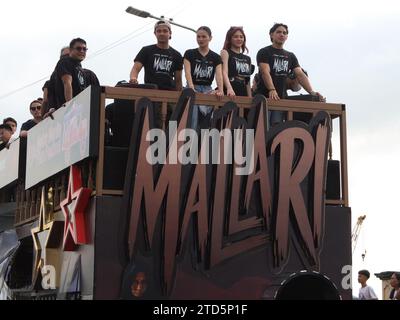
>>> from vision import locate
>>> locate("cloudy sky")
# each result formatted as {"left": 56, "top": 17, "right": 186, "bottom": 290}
{"left": 1, "top": 0, "right": 399, "bottom": 298}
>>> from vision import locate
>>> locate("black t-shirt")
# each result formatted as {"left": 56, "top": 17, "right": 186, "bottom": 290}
{"left": 134, "top": 45, "right": 183, "bottom": 90}
{"left": 183, "top": 49, "right": 222, "bottom": 86}
{"left": 21, "top": 119, "right": 38, "bottom": 132}
{"left": 256, "top": 45, "right": 300, "bottom": 98}
{"left": 54, "top": 57, "right": 86, "bottom": 108}
{"left": 83, "top": 69, "right": 100, "bottom": 86}
{"left": 227, "top": 49, "right": 252, "bottom": 80}
{"left": 43, "top": 74, "right": 56, "bottom": 111}
{"left": 43, "top": 56, "right": 70, "bottom": 110}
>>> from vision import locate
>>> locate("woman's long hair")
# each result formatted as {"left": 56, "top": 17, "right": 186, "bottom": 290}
{"left": 223, "top": 26, "right": 248, "bottom": 53}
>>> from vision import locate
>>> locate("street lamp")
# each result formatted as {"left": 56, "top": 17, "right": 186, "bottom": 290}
{"left": 126, "top": 6, "right": 196, "bottom": 33}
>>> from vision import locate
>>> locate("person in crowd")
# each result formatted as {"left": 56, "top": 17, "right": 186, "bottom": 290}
{"left": 3, "top": 117, "right": 17, "bottom": 135}
{"left": 358, "top": 269, "right": 378, "bottom": 300}
{"left": 129, "top": 20, "right": 183, "bottom": 128}
{"left": 183, "top": 26, "right": 223, "bottom": 129}
{"left": 256, "top": 23, "right": 325, "bottom": 124}
{"left": 389, "top": 272, "right": 400, "bottom": 300}
{"left": 221, "top": 26, "right": 252, "bottom": 98}
{"left": 54, "top": 38, "right": 97, "bottom": 109}
{"left": 20, "top": 100, "right": 43, "bottom": 137}
{"left": 0, "top": 124, "right": 7, "bottom": 142}
{"left": 2, "top": 117, "right": 17, "bottom": 143}
{"left": 42, "top": 46, "right": 70, "bottom": 115}
{"left": 0, "top": 124, "right": 13, "bottom": 151}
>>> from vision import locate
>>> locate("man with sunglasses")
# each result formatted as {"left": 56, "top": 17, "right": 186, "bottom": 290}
{"left": 20, "top": 100, "right": 43, "bottom": 138}
{"left": 54, "top": 38, "right": 95, "bottom": 108}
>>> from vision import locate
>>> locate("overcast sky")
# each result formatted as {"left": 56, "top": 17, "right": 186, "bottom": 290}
{"left": 1, "top": 0, "right": 399, "bottom": 299}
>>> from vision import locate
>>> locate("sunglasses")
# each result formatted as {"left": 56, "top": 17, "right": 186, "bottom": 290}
{"left": 30, "top": 106, "right": 41, "bottom": 111}
{"left": 73, "top": 46, "right": 88, "bottom": 52}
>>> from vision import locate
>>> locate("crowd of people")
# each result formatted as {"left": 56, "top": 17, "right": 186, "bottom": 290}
{"left": 357, "top": 270, "right": 400, "bottom": 300}
{"left": 0, "top": 38, "right": 98, "bottom": 151}
{"left": 0, "top": 21, "right": 327, "bottom": 150}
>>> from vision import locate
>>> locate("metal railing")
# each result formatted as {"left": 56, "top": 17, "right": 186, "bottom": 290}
{"left": 0, "top": 86, "right": 349, "bottom": 228}
{"left": 98, "top": 87, "right": 348, "bottom": 207}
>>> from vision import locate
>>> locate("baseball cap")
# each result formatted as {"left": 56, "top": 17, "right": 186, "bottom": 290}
{"left": 154, "top": 20, "right": 171, "bottom": 31}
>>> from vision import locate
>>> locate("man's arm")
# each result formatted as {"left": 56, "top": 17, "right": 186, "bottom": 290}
{"left": 294, "top": 67, "right": 325, "bottom": 102}
{"left": 259, "top": 63, "right": 279, "bottom": 100}
{"left": 129, "top": 61, "right": 143, "bottom": 84}
{"left": 61, "top": 74, "right": 73, "bottom": 103}
{"left": 175, "top": 70, "right": 183, "bottom": 91}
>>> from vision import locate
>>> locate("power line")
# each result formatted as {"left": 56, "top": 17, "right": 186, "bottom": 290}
{"left": 0, "top": 4, "right": 191, "bottom": 101}
{"left": 89, "top": 2, "right": 191, "bottom": 59}
{"left": 0, "top": 24, "right": 151, "bottom": 101}
{"left": 86, "top": 21, "right": 154, "bottom": 59}
{"left": 87, "top": 25, "right": 154, "bottom": 60}
{"left": 0, "top": 76, "right": 50, "bottom": 100}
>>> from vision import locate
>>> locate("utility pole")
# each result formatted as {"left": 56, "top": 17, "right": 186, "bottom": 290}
{"left": 126, "top": 7, "right": 196, "bottom": 33}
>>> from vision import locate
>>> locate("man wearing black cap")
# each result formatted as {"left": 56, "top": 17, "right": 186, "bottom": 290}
{"left": 129, "top": 20, "right": 183, "bottom": 127}
{"left": 129, "top": 20, "right": 183, "bottom": 91}
{"left": 358, "top": 269, "right": 378, "bottom": 300}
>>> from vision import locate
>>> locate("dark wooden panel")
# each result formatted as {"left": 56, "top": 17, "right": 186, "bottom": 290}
{"left": 93, "top": 196, "right": 126, "bottom": 299}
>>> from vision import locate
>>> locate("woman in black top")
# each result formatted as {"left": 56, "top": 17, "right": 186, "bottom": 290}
{"left": 221, "top": 27, "right": 252, "bottom": 97}
{"left": 184, "top": 26, "right": 223, "bottom": 128}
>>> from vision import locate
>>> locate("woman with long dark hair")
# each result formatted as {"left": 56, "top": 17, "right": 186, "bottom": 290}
{"left": 221, "top": 26, "right": 252, "bottom": 97}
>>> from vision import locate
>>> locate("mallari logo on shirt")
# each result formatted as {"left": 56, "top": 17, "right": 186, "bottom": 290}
{"left": 273, "top": 58, "right": 289, "bottom": 73}
{"left": 235, "top": 60, "right": 250, "bottom": 74}
{"left": 193, "top": 64, "right": 214, "bottom": 79}
{"left": 154, "top": 57, "right": 173, "bottom": 72}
